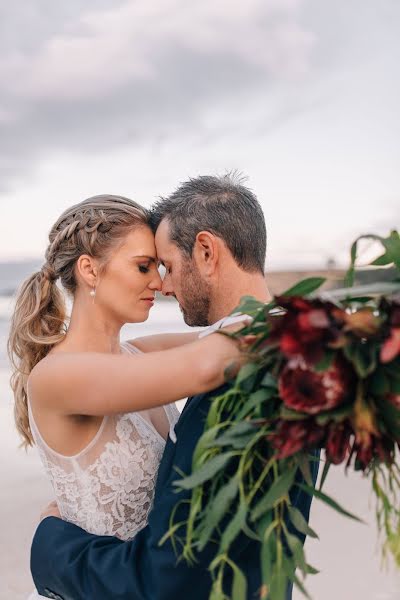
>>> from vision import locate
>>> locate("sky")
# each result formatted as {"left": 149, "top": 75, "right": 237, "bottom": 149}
{"left": 0, "top": 0, "right": 399, "bottom": 269}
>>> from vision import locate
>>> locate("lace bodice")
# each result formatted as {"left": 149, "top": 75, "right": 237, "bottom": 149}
{"left": 28, "top": 342, "right": 180, "bottom": 541}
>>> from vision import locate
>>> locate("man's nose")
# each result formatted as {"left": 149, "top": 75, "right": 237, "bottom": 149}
{"left": 161, "top": 277, "right": 174, "bottom": 297}
{"left": 149, "top": 270, "right": 162, "bottom": 291}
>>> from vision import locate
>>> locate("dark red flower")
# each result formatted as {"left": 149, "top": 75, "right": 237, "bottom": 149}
{"left": 270, "top": 418, "right": 325, "bottom": 459}
{"left": 278, "top": 356, "right": 354, "bottom": 415}
{"left": 325, "top": 421, "right": 353, "bottom": 465}
{"left": 269, "top": 296, "right": 344, "bottom": 364}
{"left": 350, "top": 435, "right": 395, "bottom": 471}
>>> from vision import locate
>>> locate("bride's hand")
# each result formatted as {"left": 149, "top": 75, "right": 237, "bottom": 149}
{"left": 40, "top": 499, "right": 61, "bottom": 522}
{"left": 204, "top": 320, "right": 253, "bottom": 383}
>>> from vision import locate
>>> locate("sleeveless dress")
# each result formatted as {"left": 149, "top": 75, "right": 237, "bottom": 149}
{"left": 27, "top": 342, "right": 180, "bottom": 599}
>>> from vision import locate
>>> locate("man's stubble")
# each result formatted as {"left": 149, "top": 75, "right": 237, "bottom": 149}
{"left": 179, "top": 260, "right": 211, "bottom": 327}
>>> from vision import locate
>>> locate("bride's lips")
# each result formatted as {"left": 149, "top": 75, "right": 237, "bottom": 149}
{"left": 141, "top": 297, "right": 155, "bottom": 306}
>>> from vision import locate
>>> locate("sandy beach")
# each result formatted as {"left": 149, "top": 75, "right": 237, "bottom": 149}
{"left": 1, "top": 301, "right": 399, "bottom": 599}
{"left": 2, "top": 367, "right": 399, "bottom": 600}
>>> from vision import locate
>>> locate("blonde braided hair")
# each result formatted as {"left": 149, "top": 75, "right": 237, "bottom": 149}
{"left": 8, "top": 195, "right": 149, "bottom": 447}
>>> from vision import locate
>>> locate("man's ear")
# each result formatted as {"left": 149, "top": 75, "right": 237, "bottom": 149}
{"left": 193, "top": 231, "right": 219, "bottom": 276}
{"left": 76, "top": 254, "right": 99, "bottom": 288}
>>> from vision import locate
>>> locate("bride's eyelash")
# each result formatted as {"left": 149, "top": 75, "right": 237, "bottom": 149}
{"left": 138, "top": 265, "right": 150, "bottom": 274}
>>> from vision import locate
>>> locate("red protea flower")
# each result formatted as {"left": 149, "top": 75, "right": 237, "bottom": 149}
{"left": 278, "top": 356, "right": 354, "bottom": 415}
{"left": 325, "top": 421, "right": 353, "bottom": 465}
{"left": 268, "top": 296, "right": 344, "bottom": 364}
{"left": 271, "top": 418, "right": 325, "bottom": 459}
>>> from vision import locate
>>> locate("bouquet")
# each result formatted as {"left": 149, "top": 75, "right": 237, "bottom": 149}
{"left": 167, "top": 231, "right": 400, "bottom": 600}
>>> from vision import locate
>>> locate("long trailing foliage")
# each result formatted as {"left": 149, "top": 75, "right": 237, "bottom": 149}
{"left": 164, "top": 230, "right": 400, "bottom": 600}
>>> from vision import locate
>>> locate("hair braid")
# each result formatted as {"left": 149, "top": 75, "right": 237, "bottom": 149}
{"left": 8, "top": 194, "right": 149, "bottom": 446}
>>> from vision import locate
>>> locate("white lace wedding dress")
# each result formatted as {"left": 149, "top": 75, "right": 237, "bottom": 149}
{"left": 27, "top": 341, "right": 180, "bottom": 599}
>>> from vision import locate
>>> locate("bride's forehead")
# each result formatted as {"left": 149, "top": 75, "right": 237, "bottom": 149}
{"left": 119, "top": 227, "right": 156, "bottom": 251}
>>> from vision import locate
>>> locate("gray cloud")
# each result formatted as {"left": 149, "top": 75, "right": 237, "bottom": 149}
{"left": 1, "top": 0, "right": 399, "bottom": 197}
{"left": 0, "top": 0, "right": 315, "bottom": 191}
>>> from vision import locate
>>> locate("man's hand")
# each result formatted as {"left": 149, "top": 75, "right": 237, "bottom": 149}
{"left": 40, "top": 500, "right": 61, "bottom": 521}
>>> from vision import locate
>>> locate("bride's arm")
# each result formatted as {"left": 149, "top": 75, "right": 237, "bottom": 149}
{"left": 128, "top": 315, "right": 250, "bottom": 352}
{"left": 128, "top": 332, "right": 200, "bottom": 352}
{"left": 28, "top": 332, "right": 242, "bottom": 417}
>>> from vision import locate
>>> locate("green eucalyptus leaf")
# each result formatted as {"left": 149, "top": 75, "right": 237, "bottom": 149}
{"left": 344, "top": 239, "right": 359, "bottom": 287}
{"left": 304, "top": 563, "right": 320, "bottom": 575}
{"left": 285, "top": 532, "right": 308, "bottom": 574}
{"left": 221, "top": 421, "right": 256, "bottom": 438}
{"left": 315, "top": 404, "right": 352, "bottom": 426}
{"left": 343, "top": 342, "right": 377, "bottom": 378}
{"left": 297, "top": 454, "right": 314, "bottom": 487}
{"left": 236, "top": 362, "right": 260, "bottom": 385}
{"left": 251, "top": 468, "right": 297, "bottom": 522}
{"left": 297, "top": 483, "right": 364, "bottom": 522}
{"left": 236, "top": 388, "right": 274, "bottom": 420}
{"left": 292, "top": 573, "right": 312, "bottom": 600}
{"left": 376, "top": 397, "right": 400, "bottom": 440}
{"left": 382, "top": 230, "right": 400, "bottom": 269}
{"left": 261, "top": 533, "right": 275, "bottom": 588}
{"left": 219, "top": 503, "right": 247, "bottom": 552}
{"left": 209, "top": 586, "right": 224, "bottom": 600}
{"left": 280, "top": 277, "right": 326, "bottom": 298}
{"left": 344, "top": 233, "right": 396, "bottom": 287}
{"left": 174, "top": 452, "right": 236, "bottom": 490}
{"left": 287, "top": 505, "right": 319, "bottom": 539}
{"left": 269, "top": 572, "right": 287, "bottom": 600}
{"left": 193, "top": 425, "right": 226, "bottom": 463}
{"left": 318, "top": 460, "right": 331, "bottom": 492}
{"left": 371, "top": 253, "right": 394, "bottom": 266}
{"left": 261, "top": 372, "right": 278, "bottom": 389}
{"left": 197, "top": 477, "right": 239, "bottom": 550}
{"left": 281, "top": 554, "right": 296, "bottom": 581}
{"left": 280, "top": 407, "right": 309, "bottom": 421}
{"left": 231, "top": 563, "right": 247, "bottom": 600}
{"left": 207, "top": 397, "right": 224, "bottom": 428}
{"left": 235, "top": 295, "right": 268, "bottom": 314}
{"left": 314, "top": 350, "right": 335, "bottom": 372}
{"left": 206, "top": 421, "right": 257, "bottom": 449}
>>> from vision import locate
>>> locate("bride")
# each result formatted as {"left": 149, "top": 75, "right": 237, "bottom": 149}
{"left": 8, "top": 195, "right": 245, "bottom": 597}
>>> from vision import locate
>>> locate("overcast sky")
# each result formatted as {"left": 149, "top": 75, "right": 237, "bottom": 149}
{"left": 0, "top": 0, "right": 398, "bottom": 268}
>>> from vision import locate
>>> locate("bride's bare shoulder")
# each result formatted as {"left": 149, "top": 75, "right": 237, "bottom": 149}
{"left": 28, "top": 352, "right": 75, "bottom": 404}
{"left": 27, "top": 354, "right": 51, "bottom": 385}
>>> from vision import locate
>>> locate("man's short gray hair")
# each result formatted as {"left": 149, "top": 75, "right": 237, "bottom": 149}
{"left": 150, "top": 173, "right": 267, "bottom": 273}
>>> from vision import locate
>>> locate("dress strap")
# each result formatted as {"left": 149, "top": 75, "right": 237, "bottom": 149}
{"left": 120, "top": 341, "right": 143, "bottom": 355}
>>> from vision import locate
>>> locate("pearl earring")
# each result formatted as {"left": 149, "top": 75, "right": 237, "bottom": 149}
{"left": 90, "top": 287, "right": 96, "bottom": 300}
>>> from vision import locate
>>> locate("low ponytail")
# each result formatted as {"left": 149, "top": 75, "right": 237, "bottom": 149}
{"left": 8, "top": 269, "right": 66, "bottom": 447}
{"left": 8, "top": 194, "right": 148, "bottom": 447}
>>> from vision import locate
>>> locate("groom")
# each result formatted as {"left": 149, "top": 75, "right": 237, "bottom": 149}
{"left": 31, "top": 174, "right": 318, "bottom": 600}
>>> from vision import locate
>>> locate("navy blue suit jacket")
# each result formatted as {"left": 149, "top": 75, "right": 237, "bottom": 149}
{"left": 31, "top": 389, "right": 318, "bottom": 600}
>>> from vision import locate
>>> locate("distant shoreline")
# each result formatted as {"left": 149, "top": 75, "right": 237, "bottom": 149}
{"left": 1, "top": 261, "right": 395, "bottom": 298}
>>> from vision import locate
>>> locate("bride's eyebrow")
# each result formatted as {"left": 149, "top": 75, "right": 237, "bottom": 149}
{"left": 132, "top": 255, "right": 157, "bottom": 262}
